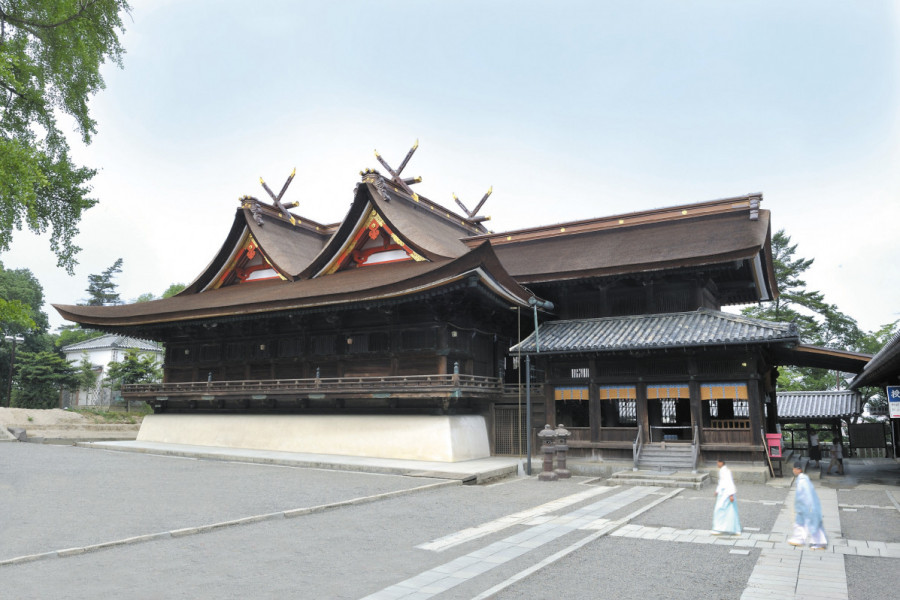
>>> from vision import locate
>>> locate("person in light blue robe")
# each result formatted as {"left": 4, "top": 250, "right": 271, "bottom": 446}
{"left": 788, "top": 461, "right": 828, "bottom": 549}
{"left": 712, "top": 459, "right": 741, "bottom": 535}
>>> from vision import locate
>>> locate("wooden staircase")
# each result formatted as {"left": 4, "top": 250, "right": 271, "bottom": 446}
{"left": 637, "top": 442, "right": 695, "bottom": 470}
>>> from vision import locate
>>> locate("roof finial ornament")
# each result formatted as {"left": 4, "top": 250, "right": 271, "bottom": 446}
{"left": 258, "top": 168, "right": 301, "bottom": 226}
{"left": 453, "top": 186, "right": 493, "bottom": 223}
{"left": 372, "top": 140, "right": 422, "bottom": 201}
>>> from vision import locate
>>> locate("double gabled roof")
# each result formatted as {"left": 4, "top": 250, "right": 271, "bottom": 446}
{"left": 54, "top": 159, "right": 780, "bottom": 332}
{"left": 55, "top": 172, "right": 536, "bottom": 331}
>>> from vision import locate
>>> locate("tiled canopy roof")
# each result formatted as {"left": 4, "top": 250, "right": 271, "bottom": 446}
{"left": 510, "top": 308, "right": 799, "bottom": 354}
{"left": 776, "top": 390, "right": 861, "bottom": 419}
{"left": 61, "top": 334, "right": 161, "bottom": 354}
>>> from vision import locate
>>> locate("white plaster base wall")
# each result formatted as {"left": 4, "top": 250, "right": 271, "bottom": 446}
{"left": 137, "top": 414, "right": 491, "bottom": 462}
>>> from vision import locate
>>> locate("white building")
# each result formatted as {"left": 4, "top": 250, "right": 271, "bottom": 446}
{"left": 62, "top": 334, "right": 163, "bottom": 406}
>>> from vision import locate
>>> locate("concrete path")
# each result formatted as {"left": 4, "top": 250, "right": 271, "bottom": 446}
{"left": 361, "top": 486, "right": 671, "bottom": 599}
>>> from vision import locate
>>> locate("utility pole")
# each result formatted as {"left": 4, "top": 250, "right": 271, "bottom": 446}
{"left": 525, "top": 297, "right": 554, "bottom": 475}
{"left": 4, "top": 334, "right": 25, "bottom": 407}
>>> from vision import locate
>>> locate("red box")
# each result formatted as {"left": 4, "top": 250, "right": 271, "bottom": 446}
{"left": 766, "top": 433, "right": 783, "bottom": 458}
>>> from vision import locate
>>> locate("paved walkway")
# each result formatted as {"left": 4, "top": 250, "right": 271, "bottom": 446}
{"left": 361, "top": 486, "right": 674, "bottom": 599}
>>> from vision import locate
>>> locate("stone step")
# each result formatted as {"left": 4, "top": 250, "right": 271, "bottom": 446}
{"left": 606, "top": 469, "right": 709, "bottom": 490}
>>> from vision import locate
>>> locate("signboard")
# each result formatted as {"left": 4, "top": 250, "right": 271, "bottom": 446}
{"left": 888, "top": 386, "right": 900, "bottom": 419}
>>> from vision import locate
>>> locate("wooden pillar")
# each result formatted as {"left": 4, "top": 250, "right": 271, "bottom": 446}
{"left": 748, "top": 374, "right": 763, "bottom": 446}
{"left": 589, "top": 358, "right": 600, "bottom": 442}
{"left": 688, "top": 379, "right": 702, "bottom": 444}
{"left": 636, "top": 382, "right": 649, "bottom": 443}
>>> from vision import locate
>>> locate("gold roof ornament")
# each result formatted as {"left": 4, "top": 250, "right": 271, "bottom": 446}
{"left": 257, "top": 168, "right": 301, "bottom": 226}
{"left": 372, "top": 140, "right": 422, "bottom": 201}
{"left": 453, "top": 186, "right": 492, "bottom": 223}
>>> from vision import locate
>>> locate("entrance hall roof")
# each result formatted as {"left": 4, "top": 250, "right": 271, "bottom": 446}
{"left": 509, "top": 308, "right": 799, "bottom": 355}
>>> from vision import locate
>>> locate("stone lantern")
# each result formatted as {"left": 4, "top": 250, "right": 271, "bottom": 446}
{"left": 554, "top": 423, "right": 571, "bottom": 478}
{"left": 537, "top": 424, "right": 558, "bottom": 481}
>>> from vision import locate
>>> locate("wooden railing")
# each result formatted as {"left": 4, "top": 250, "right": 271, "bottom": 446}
{"left": 500, "top": 383, "right": 545, "bottom": 398}
{"left": 599, "top": 427, "right": 638, "bottom": 443}
{"left": 701, "top": 427, "right": 753, "bottom": 446}
{"left": 124, "top": 374, "right": 504, "bottom": 398}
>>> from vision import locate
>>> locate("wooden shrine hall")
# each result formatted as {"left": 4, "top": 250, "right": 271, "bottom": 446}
{"left": 55, "top": 143, "right": 871, "bottom": 466}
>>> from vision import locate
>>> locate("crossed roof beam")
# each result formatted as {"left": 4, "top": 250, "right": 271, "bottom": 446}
{"left": 374, "top": 140, "right": 492, "bottom": 223}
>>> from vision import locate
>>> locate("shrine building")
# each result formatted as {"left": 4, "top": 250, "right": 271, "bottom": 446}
{"left": 54, "top": 145, "right": 870, "bottom": 467}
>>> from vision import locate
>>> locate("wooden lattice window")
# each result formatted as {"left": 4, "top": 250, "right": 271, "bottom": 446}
{"left": 311, "top": 335, "right": 336, "bottom": 355}
{"left": 400, "top": 328, "right": 435, "bottom": 350}
{"left": 493, "top": 405, "right": 527, "bottom": 456}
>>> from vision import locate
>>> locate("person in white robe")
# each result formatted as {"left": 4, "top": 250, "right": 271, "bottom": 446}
{"left": 712, "top": 459, "right": 741, "bottom": 535}
{"left": 788, "top": 461, "right": 828, "bottom": 549}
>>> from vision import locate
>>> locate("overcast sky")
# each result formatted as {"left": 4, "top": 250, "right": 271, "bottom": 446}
{"left": 3, "top": 1, "right": 899, "bottom": 334}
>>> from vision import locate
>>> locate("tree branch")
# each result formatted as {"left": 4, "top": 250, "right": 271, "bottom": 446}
{"left": 0, "top": 1, "right": 101, "bottom": 32}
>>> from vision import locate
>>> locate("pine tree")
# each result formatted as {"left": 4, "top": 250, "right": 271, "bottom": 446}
{"left": 85, "top": 258, "right": 123, "bottom": 306}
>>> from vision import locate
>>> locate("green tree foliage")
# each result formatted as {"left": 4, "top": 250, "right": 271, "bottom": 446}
{"left": 54, "top": 323, "right": 103, "bottom": 349}
{"left": 134, "top": 282, "right": 186, "bottom": 303}
{"left": 11, "top": 349, "right": 78, "bottom": 408}
{"left": 0, "top": 0, "right": 131, "bottom": 273}
{"left": 75, "top": 352, "right": 98, "bottom": 392}
{"left": 104, "top": 348, "right": 160, "bottom": 390}
{"left": 0, "top": 298, "right": 34, "bottom": 331}
{"left": 0, "top": 260, "right": 47, "bottom": 333}
{"left": 162, "top": 283, "right": 185, "bottom": 298}
{"left": 84, "top": 257, "right": 122, "bottom": 305}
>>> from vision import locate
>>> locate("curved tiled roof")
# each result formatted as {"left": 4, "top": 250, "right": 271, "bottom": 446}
{"left": 510, "top": 308, "right": 799, "bottom": 354}
{"left": 776, "top": 390, "right": 861, "bottom": 419}
{"left": 61, "top": 334, "right": 161, "bottom": 354}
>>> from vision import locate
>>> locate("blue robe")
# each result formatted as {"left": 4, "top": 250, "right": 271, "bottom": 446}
{"left": 712, "top": 465, "right": 741, "bottom": 534}
{"left": 790, "top": 473, "right": 827, "bottom": 546}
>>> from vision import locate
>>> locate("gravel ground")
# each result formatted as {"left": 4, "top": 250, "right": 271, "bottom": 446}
{"left": 630, "top": 485, "right": 783, "bottom": 533}
{"left": 846, "top": 555, "right": 900, "bottom": 600}
{"left": 0, "top": 443, "right": 436, "bottom": 558}
{"left": 0, "top": 443, "right": 897, "bottom": 599}
{"left": 490, "top": 536, "right": 758, "bottom": 600}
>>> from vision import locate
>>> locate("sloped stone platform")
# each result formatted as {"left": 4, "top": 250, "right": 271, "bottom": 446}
{"left": 606, "top": 469, "right": 709, "bottom": 490}
{"left": 137, "top": 414, "right": 491, "bottom": 462}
